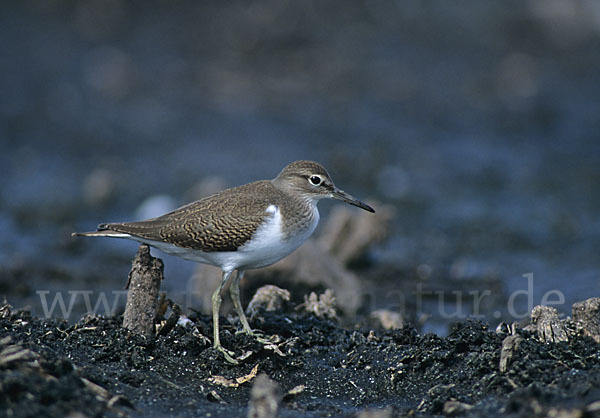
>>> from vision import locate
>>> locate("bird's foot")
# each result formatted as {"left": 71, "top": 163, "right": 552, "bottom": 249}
{"left": 236, "top": 328, "right": 279, "bottom": 345}
{"left": 214, "top": 343, "right": 239, "bottom": 365}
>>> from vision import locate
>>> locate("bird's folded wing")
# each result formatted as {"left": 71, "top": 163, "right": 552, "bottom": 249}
{"left": 98, "top": 193, "right": 274, "bottom": 252}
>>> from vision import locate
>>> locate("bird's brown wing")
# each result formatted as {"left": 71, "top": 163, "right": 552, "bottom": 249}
{"left": 99, "top": 182, "right": 277, "bottom": 252}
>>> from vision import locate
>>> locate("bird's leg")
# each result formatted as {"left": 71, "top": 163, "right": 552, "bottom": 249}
{"left": 229, "top": 271, "right": 270, "bottom": 343}
{"left": 229, "top": 271, "right": 253, "bottom": 334}
{"left": 212, "top": 270, "right": 238, "bottom": 364}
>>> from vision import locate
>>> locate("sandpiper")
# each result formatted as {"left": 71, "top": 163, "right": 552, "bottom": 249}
{"left": 74, "top": 160, "right": 375, "bottom": 363}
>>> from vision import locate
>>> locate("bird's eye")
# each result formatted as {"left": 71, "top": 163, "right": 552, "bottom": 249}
{"left": 309, "top": 175, "right": 322, "bottom": 185}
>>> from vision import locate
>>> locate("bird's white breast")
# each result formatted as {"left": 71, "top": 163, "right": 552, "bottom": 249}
{"left": 233, "top": 204, "right": 319, "bottom": 270}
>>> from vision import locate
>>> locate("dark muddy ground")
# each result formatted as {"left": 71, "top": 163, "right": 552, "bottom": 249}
{"left": 1, "top": 300, "right": 599, "bottom": 417}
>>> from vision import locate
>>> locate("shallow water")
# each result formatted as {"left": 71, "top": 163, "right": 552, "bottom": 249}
{"left": 1, "top": 1, "right": 599, "bottom": 331}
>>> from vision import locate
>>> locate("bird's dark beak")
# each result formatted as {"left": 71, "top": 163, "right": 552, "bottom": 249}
{"left": 331, "top": 188, "right": 375, "bottom": 213}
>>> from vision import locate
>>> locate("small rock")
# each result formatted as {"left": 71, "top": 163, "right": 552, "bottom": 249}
{"left": 544, "top": 407, "right": 585, "bottom": 418}
{"left": 443, "top": 400, "right": 473, "bottom": 415}
{"left": 572, "top": 297, "right": 600, "bottom": 343}
{"left": 246, "top": 285, "right": 291, "bottom": 318}
{"left": 530, "top": 305, "right": 568, "bottom": 343}
{"left": 247, "top": 373, "right": 281, "bottom": 418}
{"left": 357, "top": 407, "right": 393, "bottom": 418}
{"left": 297, "top": 289, "right": 337, "bottom": 320}
{"left": 370, "top": 309, "right": 405, "bottom": 330}
{"left": 587, "top": 400, "right": 600, "bottom": 413}
{"left": 499, "top": 334, "right": 523, "bottom": 373}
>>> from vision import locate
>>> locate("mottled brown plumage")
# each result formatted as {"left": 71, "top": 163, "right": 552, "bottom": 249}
{"left": 74, "top": 160, "right": 374, "bottom": 364}
{"left": 94, "top": 160, "right": 350, "bottom": 252}
{"left": 99, "top": 181, "right": 281, "bottom": 252}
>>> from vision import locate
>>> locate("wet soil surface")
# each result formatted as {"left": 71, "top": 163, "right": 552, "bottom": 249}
{"left": 2, "top": 304, "right": 599, "bottom": 417}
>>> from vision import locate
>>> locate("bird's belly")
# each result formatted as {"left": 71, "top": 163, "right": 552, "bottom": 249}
{"left": 133, "top": 238, "right": 227, "bottom": 266}
{"left": 133, "top": 228, "right": 313, "bottom": 272}
{"left": 235, "top": 231, "right": 306, "bottom": 269}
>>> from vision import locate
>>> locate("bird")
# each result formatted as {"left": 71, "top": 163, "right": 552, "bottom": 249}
{"left": 73, "top": 160, "right": 375, "bottom": 363}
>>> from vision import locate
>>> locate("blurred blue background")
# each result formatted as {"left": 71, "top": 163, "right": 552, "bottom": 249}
{"left": 1, "top": 1, "right": 599, "bottom": 330}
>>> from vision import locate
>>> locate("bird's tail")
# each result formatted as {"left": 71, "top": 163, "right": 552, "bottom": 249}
{"left": 72, "top": 226, "right": 131, "bottom": 238}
